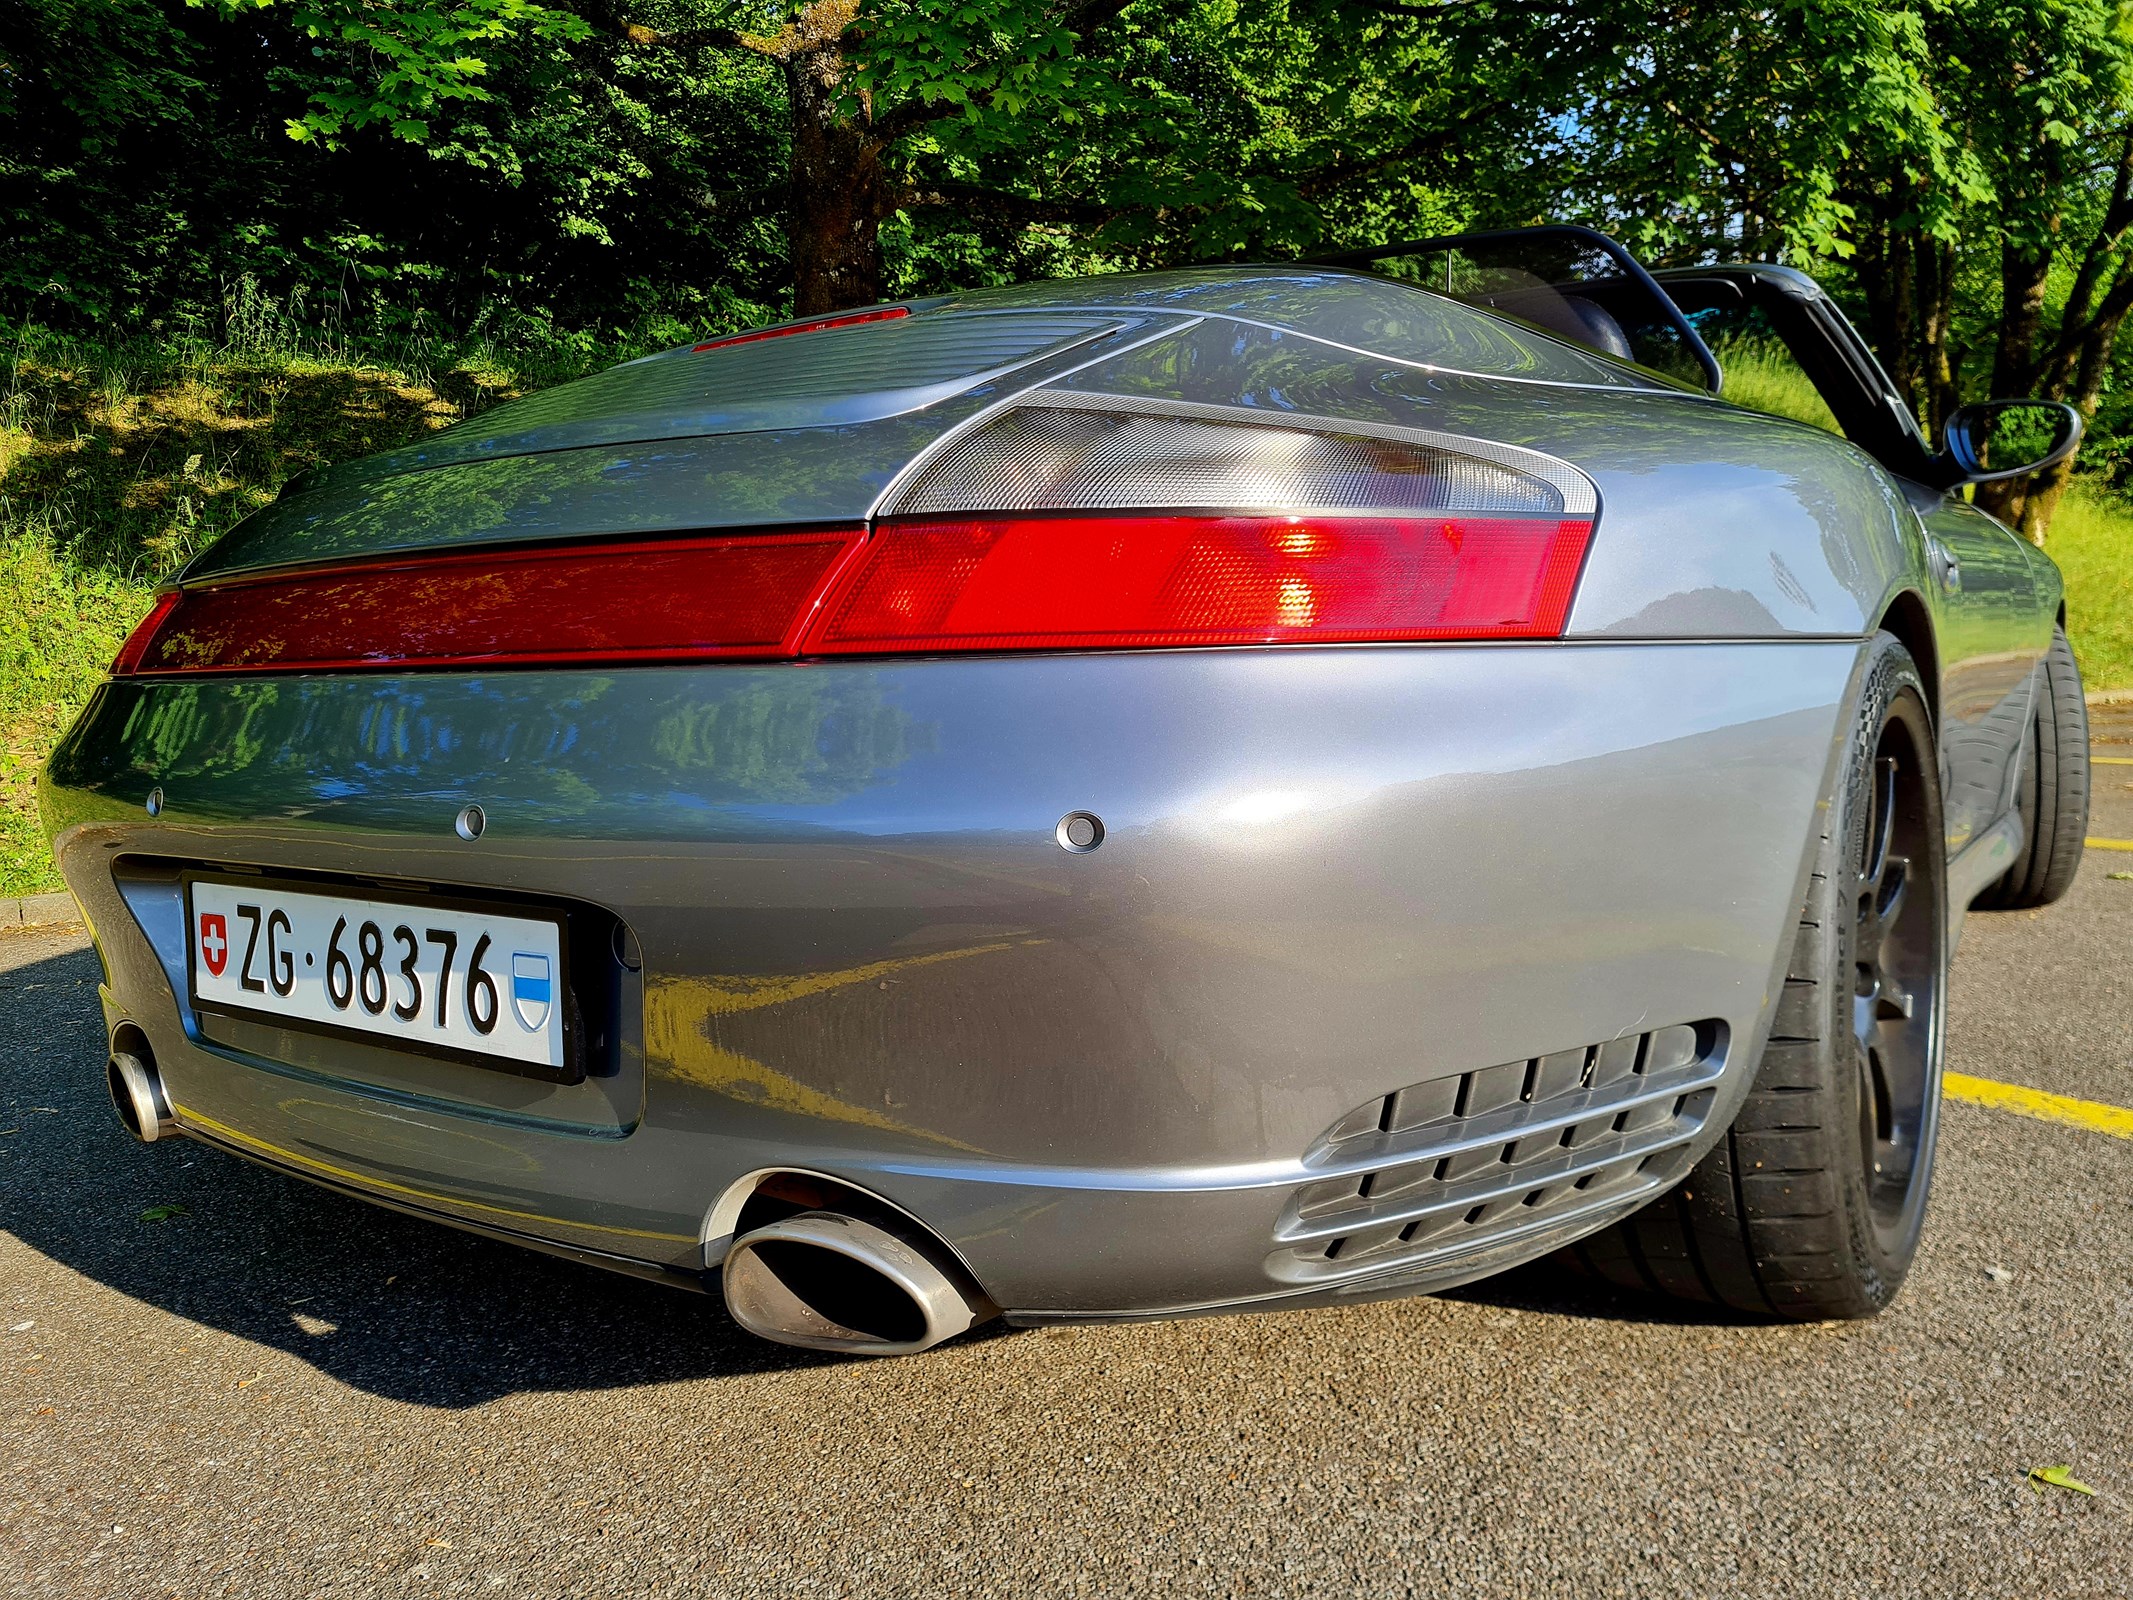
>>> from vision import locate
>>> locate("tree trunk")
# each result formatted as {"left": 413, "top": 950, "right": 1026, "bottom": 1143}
{"left": 2018, "top": 285, "right": 2133, "bottom": 542}
{"left": 1850, "top": 212, "right": 1919, "bottom": 406}
{"left": 1916, "top": 237, "right": 1961, "bottom": 438}
{"left": 783, "top": 32, "right": 890, "bottom": 314}
{"left": 1989, "top": 242, "right": 2052, "bottom": 396}
{"left": 1976, "top": 244, "right": 2054, "bottom": 524}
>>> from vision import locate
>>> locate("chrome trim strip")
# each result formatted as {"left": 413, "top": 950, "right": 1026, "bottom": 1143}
{"left": 944, "top": 298, "right": 1695, "bottom": 396}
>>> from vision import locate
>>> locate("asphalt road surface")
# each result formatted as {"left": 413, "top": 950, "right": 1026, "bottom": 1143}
{"left": 5, "top": 715, "right": 2130, "bottom": 1599}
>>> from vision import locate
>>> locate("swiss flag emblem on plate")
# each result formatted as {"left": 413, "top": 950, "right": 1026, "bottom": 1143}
{"left": 199, "top": 912, "right": 229, "bottom": 977}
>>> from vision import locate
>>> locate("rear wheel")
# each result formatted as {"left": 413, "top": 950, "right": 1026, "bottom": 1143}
{"left": 1974, "top": 624, "right": 2089, "bottom": 910}
{"left": 1573, "top": 634, "right": 1947, "bottom": 1318}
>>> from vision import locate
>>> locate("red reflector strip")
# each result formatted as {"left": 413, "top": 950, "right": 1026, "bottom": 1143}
{"left": 118, "top": 531, "right": 863, "bottom": 676}
{"left": 692, "top": 306, "right": 909, "bottom": 354}
{"left": 802, "top": 514, "right": 1595, "bottom": 655}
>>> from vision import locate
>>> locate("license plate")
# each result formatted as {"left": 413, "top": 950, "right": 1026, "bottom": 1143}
{"left": 186, "top": 876, "right": 568, "bottom": 1072}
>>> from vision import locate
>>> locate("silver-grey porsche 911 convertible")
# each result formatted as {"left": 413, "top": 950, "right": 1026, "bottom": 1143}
{"left": 43, "top": 226, "right": 2092, "bottom": 1355}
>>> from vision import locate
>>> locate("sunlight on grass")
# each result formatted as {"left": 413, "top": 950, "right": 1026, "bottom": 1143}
{"left": 0, "top": 322, "right": 553, "bottom": 895}
{"left": 2050, "top": 482, "right": 2133, "bottom": 692}
{"left": 1714, "top": 340, "right": 1843, "bottom": 434}
{"left": 0, "top": 534, "right": 153, "bottom": 896}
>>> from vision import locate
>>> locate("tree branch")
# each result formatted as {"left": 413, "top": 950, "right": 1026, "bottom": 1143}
{"left": 2036, "top": 129, "right": 2133, "bottom": 385}
{"left": 1341, "top": 0, "right": 1573, "bottom": 20}
{"left": 897, "top": 181, "right": 1121, "bottom": 225}
{"left": 1288, "top": 95, "right": 1515, "bottom": 200}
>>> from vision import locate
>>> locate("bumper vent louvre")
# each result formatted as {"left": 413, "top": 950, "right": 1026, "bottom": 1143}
{"left": 1269, "top": 1021, "right": 1727, "bottom": 1285}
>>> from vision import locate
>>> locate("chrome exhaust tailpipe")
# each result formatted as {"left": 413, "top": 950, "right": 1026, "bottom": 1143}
{"left": 107, "top": 1049, "right": 176, "bottom": 1143}
{"left": 722, "top": 1210, "right": 994, "bottom": 1356}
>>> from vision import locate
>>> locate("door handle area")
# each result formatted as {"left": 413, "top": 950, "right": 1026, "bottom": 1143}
{"left": 1927, "top": 538, "right": 1963, "bottom": 593}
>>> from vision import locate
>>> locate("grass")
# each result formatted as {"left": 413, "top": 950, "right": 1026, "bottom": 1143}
{"left": 2048, "top": 481, "right": 2133, "bottom": 692}
{"left": 0, "top": 292, "right": 672, "bottom": 896}
{"left": 3, "top": 324, "right": 2130, "bottom": 897}
{"left": 1711, "top": 338, "right": 1845, "bottom": 433}
{"left": 0, "top": 536, "right": 152, "bottom": 895}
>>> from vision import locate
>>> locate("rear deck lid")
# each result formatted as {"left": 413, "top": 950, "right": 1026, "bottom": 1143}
{"left": 309, "top": 311, "right": 1127, "bottom": 488}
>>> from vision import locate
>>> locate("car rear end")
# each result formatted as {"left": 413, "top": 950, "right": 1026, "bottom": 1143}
{"left": 41, "top": 283, "right": 1867, "bottom": 1348}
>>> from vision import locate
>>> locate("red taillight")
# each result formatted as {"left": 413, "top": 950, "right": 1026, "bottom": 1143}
{"left": 117, "top": 531, "right": 862, "bottom": 676}
{"left": 112, "top": 508, "right": 1594, "bottom": 678}
{"left": 692, "top": 306, "right": 909, "bottom": 354}
{"left": 801, "top": 514, "right": 1594, "bottom": 655}
{"left": 110, "top": 590, "right": 183, "bottom": 676}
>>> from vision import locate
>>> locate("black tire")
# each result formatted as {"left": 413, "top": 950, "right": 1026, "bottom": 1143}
{"left": 1572, "top": 634, "right": 1948, "bottom": 1320}
{"left": 1974, "top": 625, "right": 2089, "bottom": 910}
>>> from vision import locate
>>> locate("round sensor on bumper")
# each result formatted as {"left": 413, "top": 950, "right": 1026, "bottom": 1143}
{"left": 1056, "top": 811, "right": 1104, "bottom": 852}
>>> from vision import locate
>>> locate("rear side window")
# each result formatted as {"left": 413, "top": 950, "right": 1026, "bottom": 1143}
{"left": 1690, "top": 303, "right": 1845, "bottom": 436}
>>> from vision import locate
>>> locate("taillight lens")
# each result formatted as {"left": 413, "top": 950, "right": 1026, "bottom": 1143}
{"left": 110, "top": 590, "right": 182, "bottom": 676}
{"left": 111, "top": 531, "right": 861, "bottom": 676}
{"left": 802, "top": 513, "right": 1593, "bottom": 655}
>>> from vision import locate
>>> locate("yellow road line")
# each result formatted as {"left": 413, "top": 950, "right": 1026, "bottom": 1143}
{"left": 2094, "top": 755, "right": 2133, "bottom": 765}
{"left": 1943, "top": 1072, "right": 2133, "bottom": 1142}
{"left": 2087, "top": 837, "right": 2133, "bottom": 851}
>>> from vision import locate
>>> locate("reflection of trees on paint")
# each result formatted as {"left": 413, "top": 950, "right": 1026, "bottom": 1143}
{"left": 114, "top": 681, "right": 283, "bottom": 779}
{"left": 52, "top": 670, "right": 933, "bottom": 827}
{"left": 192, "top": 413, "right": 949, "bottom": 580}
{"left": 648, "top": 678, "right": 932, "bottom": 805}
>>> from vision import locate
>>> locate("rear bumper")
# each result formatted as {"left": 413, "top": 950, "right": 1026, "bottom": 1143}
{"left": 44, "top": 641, "right": 1860, "bottom": 1316}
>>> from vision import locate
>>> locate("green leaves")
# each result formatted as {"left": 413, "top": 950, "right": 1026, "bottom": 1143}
{"left": 190, "top": 0, "right": 593, "bottom": 147}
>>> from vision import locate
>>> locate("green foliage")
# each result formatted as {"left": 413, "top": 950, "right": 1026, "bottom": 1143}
{"left": 0, "top": 310, "right": 665, "bottom": 895}
{"left": 1712, "top": 340, "right": 1846, "bottom": 434}
{"left": 1419, "top": 0, "right": 1987, "bottom": 262}
{"left": 2049, "top": 480, "right": 2133, "bottom": 691}
{"left": 202, "top": 0, "right": 594, "bottom": 143}
{"left": 3, "top": 0, "right": 789, "bottom": 334}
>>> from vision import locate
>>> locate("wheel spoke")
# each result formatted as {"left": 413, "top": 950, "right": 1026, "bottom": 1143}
{"left": 1863, "top": 755, "right": 1897, "bottom": 892}
{"left": 1874, "top": 981, "right": 1914, "bottom": 1022}
{"left": 1876, "top": 856, "right": 1909, "bottom": 928}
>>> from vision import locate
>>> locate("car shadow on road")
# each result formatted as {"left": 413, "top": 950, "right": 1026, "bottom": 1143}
{"left": 1446, "top": 1260, "right": 1753, "bottom": 1326}
{"left": 1, "top": 942, "right": 1019, "bottom": 1407}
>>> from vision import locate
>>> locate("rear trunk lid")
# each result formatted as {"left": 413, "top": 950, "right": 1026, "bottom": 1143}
{"left": 186, "top": 310, "right": 1150, "bottom": 582}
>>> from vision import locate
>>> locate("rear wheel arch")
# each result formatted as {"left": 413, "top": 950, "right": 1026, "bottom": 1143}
{"left": 1876, "top": 589, "right": 1939, "bottom": 727}
{"left": 1569, "top": 632, "right": 1948, "bottom": 1318}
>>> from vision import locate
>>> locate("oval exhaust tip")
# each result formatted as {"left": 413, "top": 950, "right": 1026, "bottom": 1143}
{"left": 107, "top": 1050, "right": 176, "bottom": 1143}
{"left": 722, "top": 1210, "right": 991, "bottom": 1356}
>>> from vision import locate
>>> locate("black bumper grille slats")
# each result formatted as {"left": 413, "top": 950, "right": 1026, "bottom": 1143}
{"left": 1269, "top": 1022, "right": 1728, "bottom": 1283}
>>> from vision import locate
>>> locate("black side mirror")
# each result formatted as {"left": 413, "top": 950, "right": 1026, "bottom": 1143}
{"left": 1940, "top": 398, "right": 2083, "bottom": 483}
